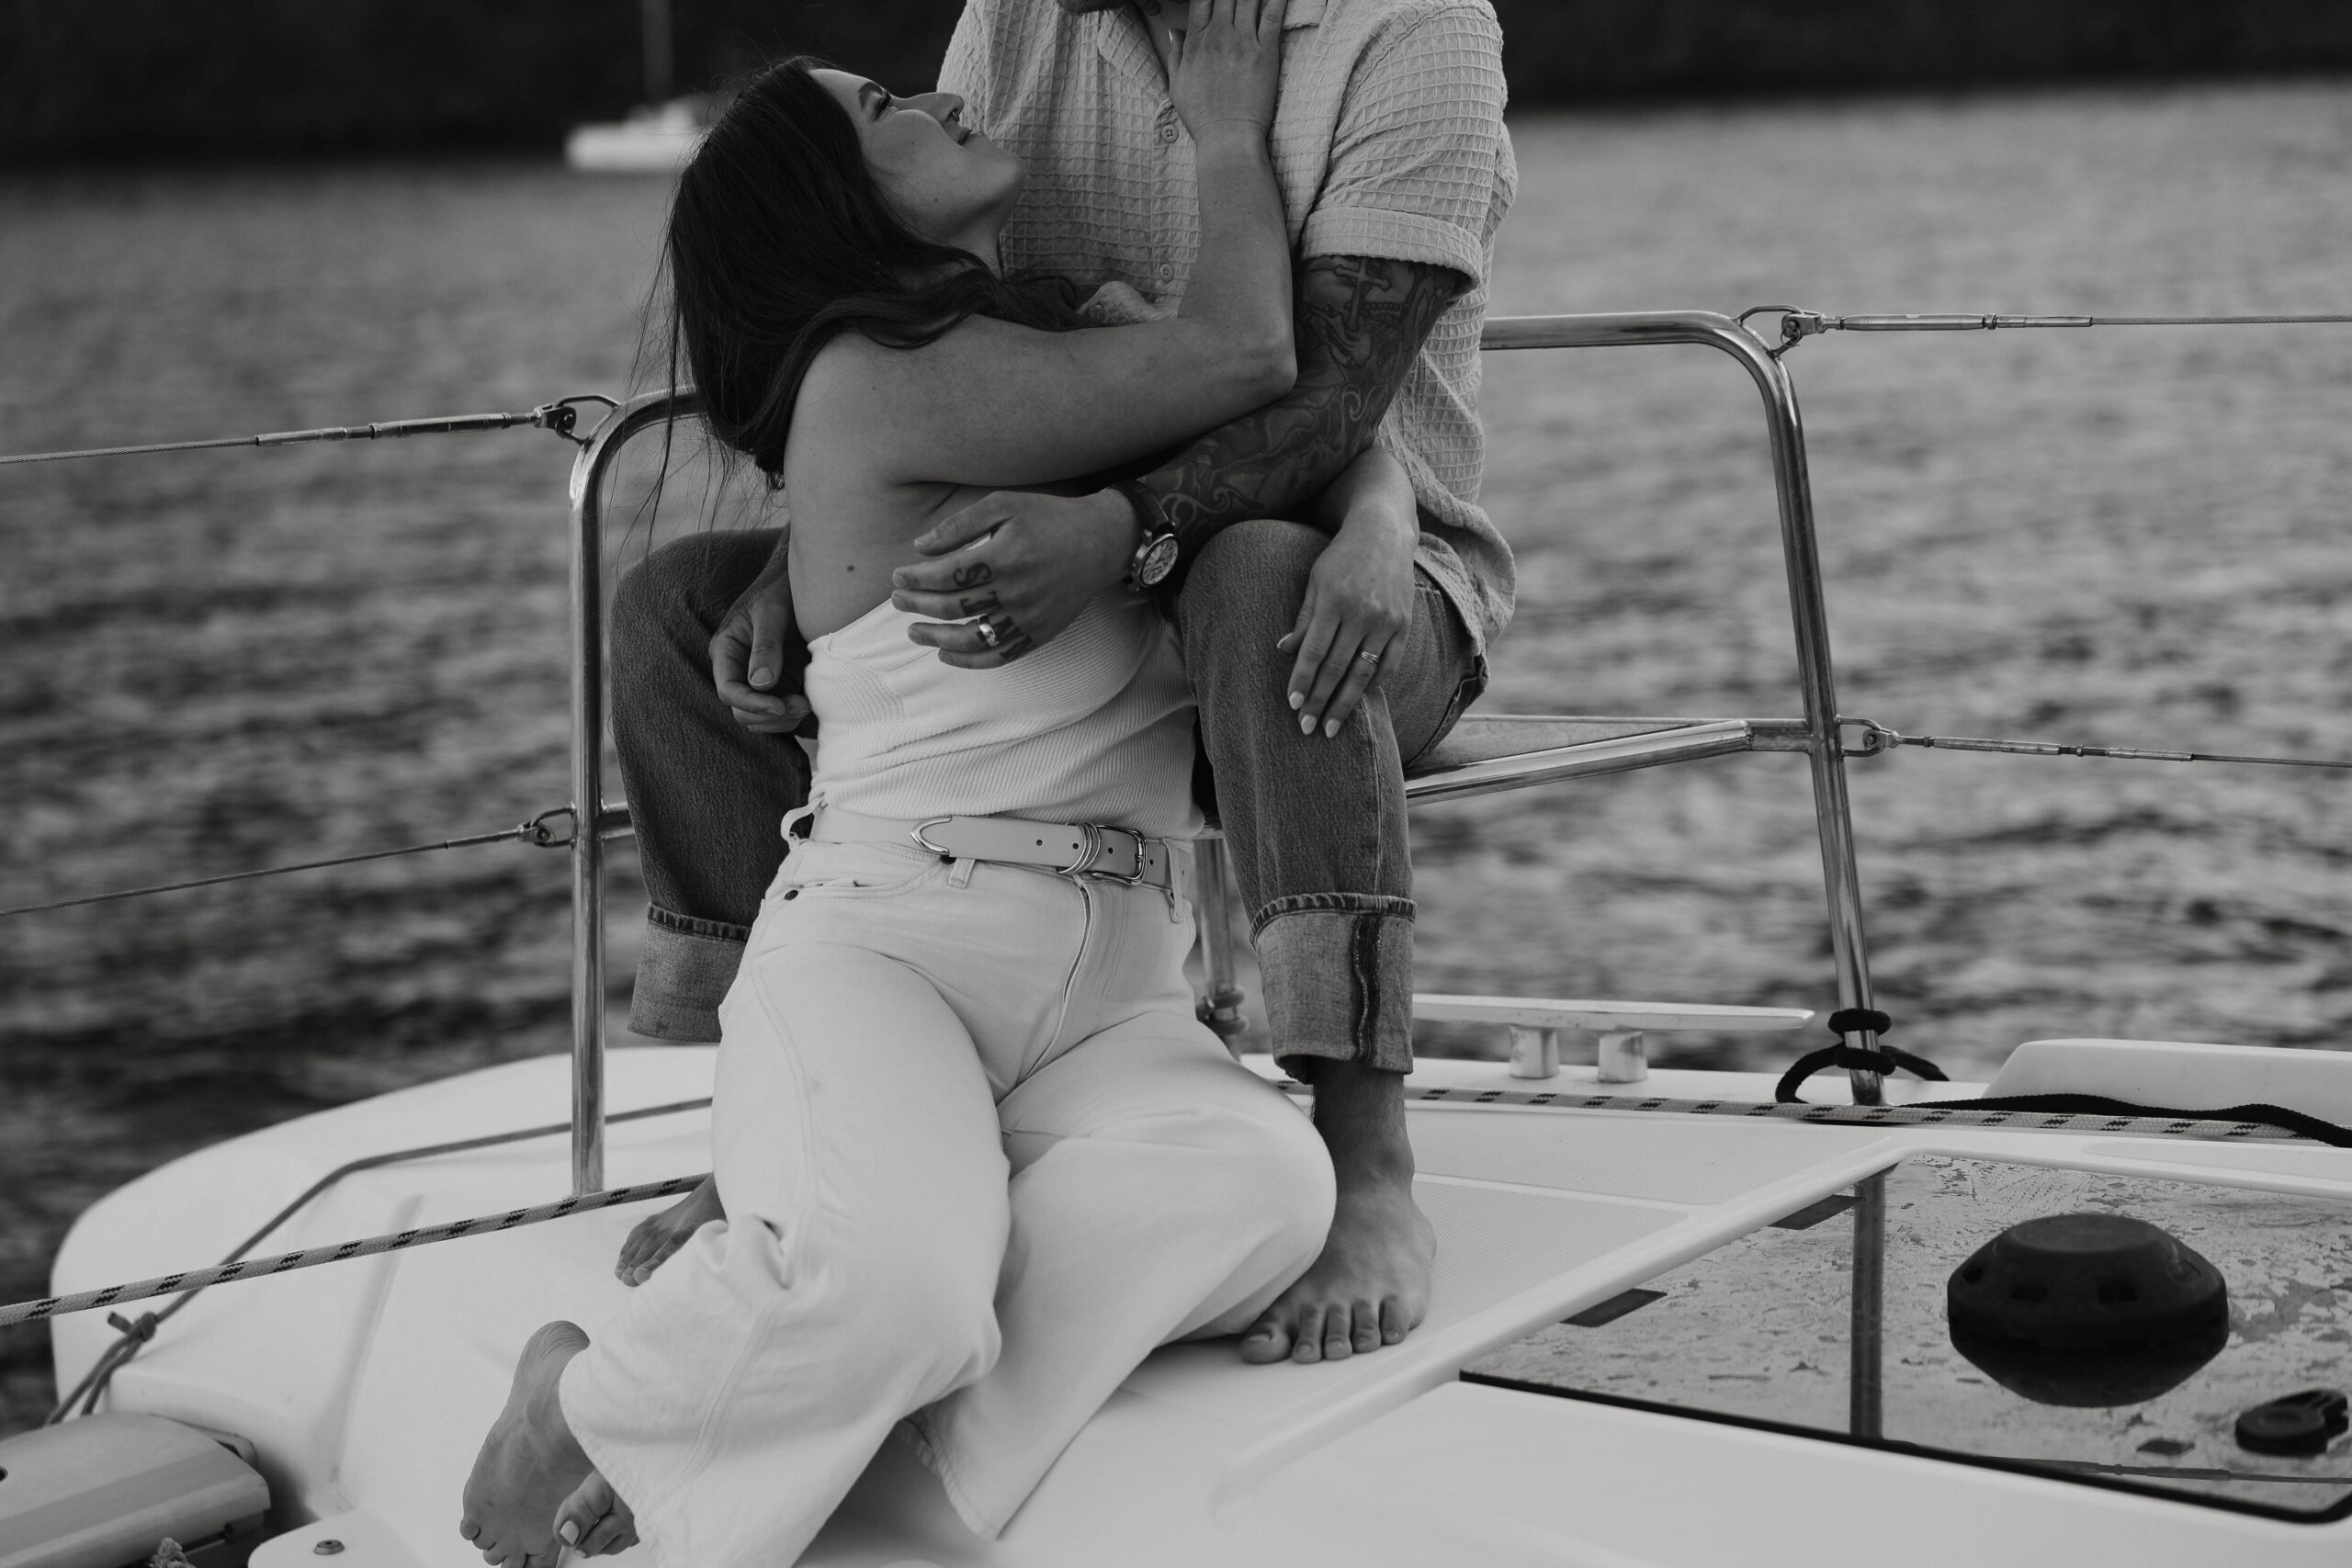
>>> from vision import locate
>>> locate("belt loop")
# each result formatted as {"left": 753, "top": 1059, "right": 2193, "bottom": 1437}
{"left": 782, "top": 802, "right": 820, "bottom": 842}
{"left": 948, "top": 857, "right": 977, "bottom": 888}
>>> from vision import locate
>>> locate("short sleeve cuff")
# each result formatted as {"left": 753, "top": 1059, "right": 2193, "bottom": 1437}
{"left": 1301, "top": 205, "right": 1487, "bottom": 290}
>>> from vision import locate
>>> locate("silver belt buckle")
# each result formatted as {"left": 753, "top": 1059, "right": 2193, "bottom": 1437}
{"left": 1062, "top": 822, "right": 1148, "bottom": 887}
{"left": 1098, "top": 826, "right": 1150, "bottom": 887}
{"left": 910, "top": 817, "right": 956, "bottom": 861}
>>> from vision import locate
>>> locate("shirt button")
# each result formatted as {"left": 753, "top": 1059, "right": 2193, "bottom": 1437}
{"left": 1158, "top": 263, "right": 1174, "bottom": 281}
{"left": 1160, "top": 122, "right": 1179, "bottom": 144}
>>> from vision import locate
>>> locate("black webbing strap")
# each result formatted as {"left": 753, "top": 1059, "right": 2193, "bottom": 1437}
{"left": 1775, "top": 1009, "right": 1951, "bottom": 1103}
{"left": 1911, "top": 1093, "right": 2352, "bottom": 1149}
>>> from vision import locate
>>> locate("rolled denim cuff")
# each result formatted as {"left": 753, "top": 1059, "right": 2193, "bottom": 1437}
{"left": 628, "top": 905, "right": 749, "bottom": 1043}
{"left": 1251, "top": 896, "right": 1417, "bottom": 1077}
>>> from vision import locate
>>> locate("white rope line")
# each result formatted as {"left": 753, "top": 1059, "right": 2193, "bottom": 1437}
{"left": 0, "top": 1174, "right": 706, "bottom": 1328}
{"left": 1281, "top": 1081, "right": 2313, "bottom": 1143}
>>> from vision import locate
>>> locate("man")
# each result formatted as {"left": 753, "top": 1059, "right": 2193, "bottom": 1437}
{"left": 612, "top": 0, "right": 1513, "bottom": 1366}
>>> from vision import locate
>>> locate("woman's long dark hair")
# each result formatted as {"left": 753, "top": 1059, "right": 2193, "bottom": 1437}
{"left": 665, "top": 56, "right": 1089, "bottom": 481}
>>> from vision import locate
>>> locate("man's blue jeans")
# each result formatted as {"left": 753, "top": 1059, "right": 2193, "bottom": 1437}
{"left": 609, "top": 518, "right": 1485, "bottom": 1077}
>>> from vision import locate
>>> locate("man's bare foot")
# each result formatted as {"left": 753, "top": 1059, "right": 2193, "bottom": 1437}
{"left": 458, "top": 1321, "right": 596, "bottom": 1566}
{"left": 615, "top": 1175, "right": 724, "bottom": 1286}
{"left": 555, "top": 1470, "right": 640, "bottom": 1558}
{"left": 1241, "top": 1062, "right": 1434, "bottom": 1365}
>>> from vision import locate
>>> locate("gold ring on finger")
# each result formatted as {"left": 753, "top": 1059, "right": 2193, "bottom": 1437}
{"left": 1355, "top": 648, "right": 1382, "bottom": 666}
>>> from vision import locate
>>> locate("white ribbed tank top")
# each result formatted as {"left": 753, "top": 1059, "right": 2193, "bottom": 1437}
{"left": 801, "top": 588, "right": 1203, "bottom": 839}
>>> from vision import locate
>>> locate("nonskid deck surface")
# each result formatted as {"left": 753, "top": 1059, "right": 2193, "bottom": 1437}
{"left": 44, "top": 1048, "right": 2352, "bottom": 1567}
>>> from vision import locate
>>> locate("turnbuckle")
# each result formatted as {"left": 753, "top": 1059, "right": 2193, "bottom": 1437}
{"left": 1839, "top": 717, "right": 1905, "bottom": 759}
{"left": 1736, "top": 305, "right": 1829, "bottom": 359}
{"left": 531, "top": 394, "right": 621, "bottom": 448}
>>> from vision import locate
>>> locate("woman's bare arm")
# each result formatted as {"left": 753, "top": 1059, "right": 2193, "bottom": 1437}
{"left": 802, "top": 0, "right": 1296, "bottom": 490}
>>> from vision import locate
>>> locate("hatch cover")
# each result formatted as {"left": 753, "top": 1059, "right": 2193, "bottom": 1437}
{"left": 1464, "top": 1156, "right": 2352, "bottom": 1522}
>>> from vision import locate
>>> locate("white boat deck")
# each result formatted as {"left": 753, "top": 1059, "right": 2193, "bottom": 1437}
{"left": 45, "top": 1047, "right": 2352, "bottom": 1566}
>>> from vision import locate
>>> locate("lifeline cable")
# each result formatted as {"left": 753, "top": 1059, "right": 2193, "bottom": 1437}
{"left": 1, "top": 1173, "right": 708, "bottom": 1329}
{"left": 1842, "top": 717, "right": 2352, "bottom": 773}
{"left": 0, "top": 804, "right": 630, "bottom": 922}
{"left": 0, "top": 401, "right": 610, "bottom": 468}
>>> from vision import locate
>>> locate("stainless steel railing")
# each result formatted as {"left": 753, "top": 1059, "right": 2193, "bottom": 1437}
{"left": 565, "top": 389, "right": 702, "bottom": 1194}
{"left": 558, "top": 310, "right": 1886, "bottom": 1193}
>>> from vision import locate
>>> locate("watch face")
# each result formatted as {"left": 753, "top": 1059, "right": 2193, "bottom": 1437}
{"left": 1136, "top": 534, "right": 1181, "bottom": 587}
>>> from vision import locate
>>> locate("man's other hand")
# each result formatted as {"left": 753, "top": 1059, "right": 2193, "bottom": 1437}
{"left": 709, "top": 550, "right": 811, "bottom": 735}
{"left": 890, "top": 489, "right": 1140, "bottom": 668}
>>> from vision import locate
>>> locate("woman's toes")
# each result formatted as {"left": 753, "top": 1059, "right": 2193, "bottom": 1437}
{"left": 581, "top": 1516, "right": 634, "bottom": 1556}
{"left": 1351, "top": 1299, "right": 1382, "bottom": 1353}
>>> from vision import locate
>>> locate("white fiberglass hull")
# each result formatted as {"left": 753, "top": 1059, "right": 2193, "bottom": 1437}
{"left": 46, "top": 1047, "right": 2352, "bottom": 1567}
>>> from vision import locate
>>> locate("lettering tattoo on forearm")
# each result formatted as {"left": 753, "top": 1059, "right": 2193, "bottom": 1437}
{"left": 1143, "top": 256, "right": 1463, "bottom": 553}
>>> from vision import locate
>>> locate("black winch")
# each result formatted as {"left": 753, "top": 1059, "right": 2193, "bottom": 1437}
{"left": 1946, "top": 1213, "right": 2231, "bottom": 1407}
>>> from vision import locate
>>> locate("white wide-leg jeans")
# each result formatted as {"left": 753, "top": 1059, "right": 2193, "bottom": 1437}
{"left": 559, "top": 836, "right": 1337, "bottom": 1567}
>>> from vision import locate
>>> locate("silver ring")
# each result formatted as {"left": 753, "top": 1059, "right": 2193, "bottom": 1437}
{"left": 1355, "top": 648, "right": 1382, "bottom": 666}
{"left": 975, "top": 618, "right": 1001, "bottom": 649}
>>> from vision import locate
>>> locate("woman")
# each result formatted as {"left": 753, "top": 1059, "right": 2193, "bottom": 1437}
{"left": 459, "top": 3, "right": 1418, "bottom": 1562}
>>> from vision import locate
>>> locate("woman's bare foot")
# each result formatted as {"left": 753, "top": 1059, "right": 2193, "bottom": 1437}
{"left": 458, "top": 1322, "right": 595, "bottom": 1566}
{"left": 555, "top": 1470, "right": 640, "bottom": 1557}
{"left": 615, "top": 1175, "right": 724, "bottom": 1286}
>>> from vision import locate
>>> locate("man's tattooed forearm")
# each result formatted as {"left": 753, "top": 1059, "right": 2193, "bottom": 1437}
{"left": 1143, "top": 256, "right": 1462, "bottom": 546}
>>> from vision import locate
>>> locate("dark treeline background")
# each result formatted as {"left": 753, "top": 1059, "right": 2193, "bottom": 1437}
{"left": 5, "top": 0, "right": 2352, "bottom": 162}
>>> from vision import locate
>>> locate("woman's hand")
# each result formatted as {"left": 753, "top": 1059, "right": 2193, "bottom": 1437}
{"left": 1170, "top": 0, "right": 1291, "bottom": 142}
{"left": 1280, "top": 502, "right": 1417, "bottom": 738}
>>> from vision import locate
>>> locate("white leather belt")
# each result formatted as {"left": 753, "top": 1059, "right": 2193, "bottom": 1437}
{"left": 801, "top": 807, "right": 1195, "bottom": 904}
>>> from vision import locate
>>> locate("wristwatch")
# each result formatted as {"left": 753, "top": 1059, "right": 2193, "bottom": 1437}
{"left": 1112, "top": 479, "right": 1181, "bottom": 592}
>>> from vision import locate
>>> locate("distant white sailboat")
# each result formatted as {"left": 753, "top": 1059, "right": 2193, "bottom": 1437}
{"left": 565, "top": 0, "right": 706, "bottom": 174}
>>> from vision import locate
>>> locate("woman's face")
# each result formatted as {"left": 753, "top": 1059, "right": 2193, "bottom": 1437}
{"left": 811, "top": 70, "right": 1024, "bottom": 257}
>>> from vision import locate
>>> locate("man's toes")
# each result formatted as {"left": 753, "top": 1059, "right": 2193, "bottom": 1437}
{"left": 1239, "top": 1311, "right": 1295, "bottom": 1363}
{"left": 1379, "top": 1296, "right": 1408, "bottom": 1345}
{"left": 1351, "top": 1299, "right": 1382, "bottom": 1353}
{"left": 1321, "top": 1303, "right": 1357, "bottom": 1361}
{"left": 1291, "top": 1305, "right": 1328, "bottom": 1364}
{"left": 460, "top": 1516, "right": 482, "bottom": 1541}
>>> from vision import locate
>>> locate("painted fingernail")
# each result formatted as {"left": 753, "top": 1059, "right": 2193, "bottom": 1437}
{"left": 1288, "top": 691, "right": 1304, "bottom": 710}
{"left": 1299, "top": 714, "right": 1315, "bottom": 736}
{"left": 1325, "top": 718, "right": 1340, "bottom": 738}
{"left": 560, "top": 1522, "right": 581, "bottom": 1546}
